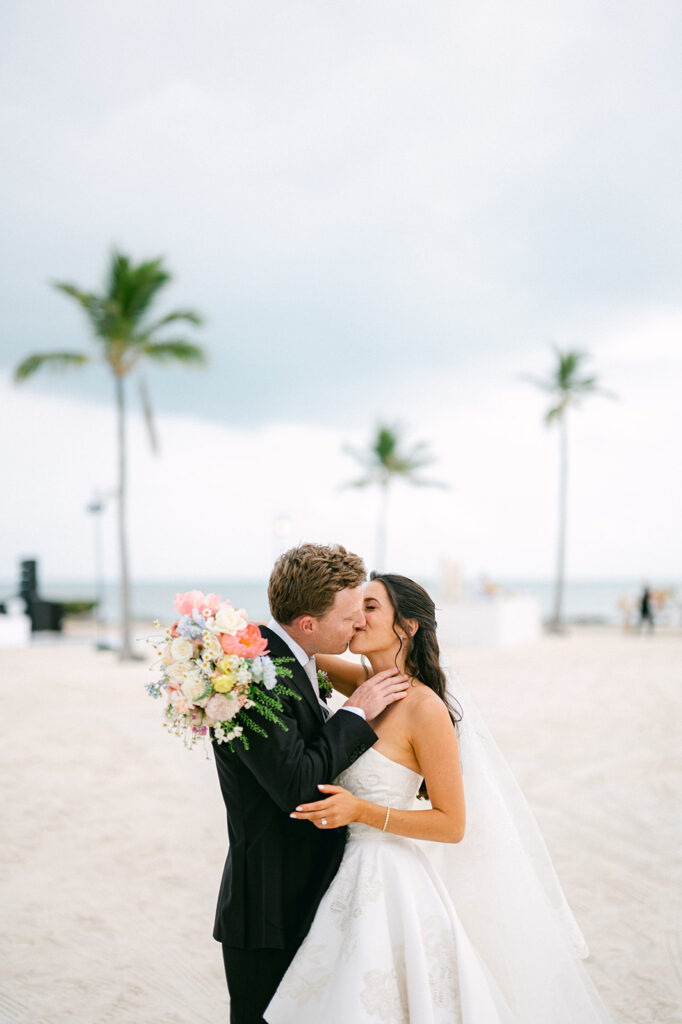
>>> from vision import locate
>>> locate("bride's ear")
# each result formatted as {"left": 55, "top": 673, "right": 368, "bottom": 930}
{"left": 403, "top": 619, "right": 419, "bottom": 639}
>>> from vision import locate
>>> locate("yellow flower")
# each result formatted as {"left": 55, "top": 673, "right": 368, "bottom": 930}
{"left": 213, "top": 674, "right": 235, "bottom": 693}
{"left": 218, "top": 655, "right": 240, "bottom": 674}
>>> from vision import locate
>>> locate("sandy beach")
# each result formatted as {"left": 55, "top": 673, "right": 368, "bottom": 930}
{"left": 1, "top": 625, "right": 680, "bottom": 1024}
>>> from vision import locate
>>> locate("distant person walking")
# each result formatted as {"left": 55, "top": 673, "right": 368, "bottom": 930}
{"left": 639, "top": 586, "right": 655, "bottom": 632}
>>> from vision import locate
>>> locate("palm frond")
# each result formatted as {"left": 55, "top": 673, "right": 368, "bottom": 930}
{"left": 145, "top": 309, "right": 204, "bottom": 333}
{"left": 373, "top": 424, "right": 401, "bottom": 462}
{"left": 53, "top": 282, "right": 91, "bottom": 307}
{"left": 107, "top": 251, "right": 172, "bottom": 325}
{"left": 53, "top": 282, "right": 109, "bottom": 336}
{"left": 107, "top": 252, "right": 131, "bottom": 300}
{"left": 402, "top": 447, "right": 437, "bottom": 471}
{"left": 527, "top": 346, "right": 616, "bottom": 425}
{"left": 341, "top": 422, "right": 442, "bottom": 490}
{"left": 14, "top": 351, "right": 90, "bottom": 381}
{"left": 520, "top": 372, "right": 556, "bottom": 394}
{"left": 139, "top": 340, "right": 207, "bottom": 365}
{"left": 544, "top": 404, "right": 565, "bottom": 425}
{"left": 342, "top": 443, "right": 377, "bottom": 471}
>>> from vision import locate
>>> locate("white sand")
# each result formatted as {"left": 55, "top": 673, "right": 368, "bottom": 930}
{"left": 1, "top": 626, "right": 680, "bottom": 1023}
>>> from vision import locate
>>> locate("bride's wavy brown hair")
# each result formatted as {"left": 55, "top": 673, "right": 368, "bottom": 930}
{"left": 369, "top": 572, "right": 462, "bottom": 799}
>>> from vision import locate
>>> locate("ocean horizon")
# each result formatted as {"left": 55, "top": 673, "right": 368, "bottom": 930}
{"left": 2, "top": 576, "right": 680, "bottom": 627}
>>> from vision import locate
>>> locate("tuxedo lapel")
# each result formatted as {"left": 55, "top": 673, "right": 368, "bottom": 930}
{"left": 260, "top": 626, "right": 324, "bottom": 724}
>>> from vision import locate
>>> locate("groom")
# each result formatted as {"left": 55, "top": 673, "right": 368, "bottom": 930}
{"left": 212, "top": 543, "right": 409, "bottom": 1024}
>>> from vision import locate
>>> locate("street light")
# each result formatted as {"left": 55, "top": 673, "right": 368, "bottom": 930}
{"left": 86, "top": 492, "right": 110, "bottom": 651}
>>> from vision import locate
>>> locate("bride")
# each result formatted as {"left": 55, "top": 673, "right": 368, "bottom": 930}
{"left": 264, "top": 572, "right": 614, "bottom": 1024}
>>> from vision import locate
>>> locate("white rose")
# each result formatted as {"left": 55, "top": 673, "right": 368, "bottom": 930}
{"left": 170, "top": 637, "right": 194, "bottom": 661}
{"left": 166, "top": 660, "right": 190, "bottom": 682}
{"left": 181, "top": 674, "right": 206, "bottom": 702}
{"left": 214, "top": 605, "right": 248, "bottom": 636}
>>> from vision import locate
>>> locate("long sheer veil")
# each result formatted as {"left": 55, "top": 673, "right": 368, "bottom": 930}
{"left": 420, "top": 669, "right": 614, "bottom": 1024}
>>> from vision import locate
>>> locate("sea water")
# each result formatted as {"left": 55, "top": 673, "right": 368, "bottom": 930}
{"left": 3, "top": 577, "right": 678, "bottom": 627}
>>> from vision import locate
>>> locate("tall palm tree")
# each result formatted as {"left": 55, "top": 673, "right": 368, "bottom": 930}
{"left": 343, "top": 423, "right": 446, "bottom": 570}
{"left": 525, "top": 348, "right": 615, "bottom": 632}
{"left": 14, "top": 251, "right": 206, "bottom": 659}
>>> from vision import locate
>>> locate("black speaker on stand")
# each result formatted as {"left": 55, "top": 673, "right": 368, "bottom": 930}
{"left": 19, "top": 559, "right": 64, "bottom": 632}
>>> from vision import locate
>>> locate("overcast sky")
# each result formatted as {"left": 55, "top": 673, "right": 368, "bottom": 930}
{"left": 1, "top": 0, "right": 680, "bottom": 586}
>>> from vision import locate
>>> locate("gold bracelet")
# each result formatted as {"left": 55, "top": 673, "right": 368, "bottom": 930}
{"left": 382, "top": 805, "right": 391, "bottom": 832}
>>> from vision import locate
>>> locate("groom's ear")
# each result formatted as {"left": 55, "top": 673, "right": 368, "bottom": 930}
{"left": 293, "top": 614, "right": 316, "bottom": 636}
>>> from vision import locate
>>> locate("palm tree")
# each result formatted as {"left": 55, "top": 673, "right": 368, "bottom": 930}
{"left": 14, "top": 251, "right": 206, "bottom": 659}
{"left": 525, "top": 348, "right": 615, "bottom": 632}
{"left": 343, "top": 423, "right": 446, "bottom": 570}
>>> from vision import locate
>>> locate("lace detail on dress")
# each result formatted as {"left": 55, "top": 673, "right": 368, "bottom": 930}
{"left": 360, "top": 945, "right": 408, "bottom": 1022}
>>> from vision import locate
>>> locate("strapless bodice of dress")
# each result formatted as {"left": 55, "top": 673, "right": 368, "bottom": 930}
{"left": 336, "top": 746, "right": 422, "bottom": 841}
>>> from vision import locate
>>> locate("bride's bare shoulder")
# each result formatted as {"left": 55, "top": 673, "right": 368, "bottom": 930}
{"left": 407, "top": 679, "right": 441, "bottom": 703}
{"left": 407, "top": 681, "right": 456, "bottom": 727}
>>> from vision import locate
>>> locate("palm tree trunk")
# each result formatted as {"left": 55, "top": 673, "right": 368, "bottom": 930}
{"left": 115, "top": 373, "right": 134, "bottom": 659}
{"left": 551, "top": 413, "right": 568, "bottom": 631}
{"left": 375, "top": 482, "right": 389, "bottom": 571}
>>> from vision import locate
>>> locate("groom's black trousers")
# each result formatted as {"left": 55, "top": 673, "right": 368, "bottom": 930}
{"left": 223, "top": 945, "right": 297, "bottom": 1024}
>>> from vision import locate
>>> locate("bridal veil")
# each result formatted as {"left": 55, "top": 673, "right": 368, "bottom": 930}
{"left": 419, "top": 670, "right": 614, "bottom": 1024}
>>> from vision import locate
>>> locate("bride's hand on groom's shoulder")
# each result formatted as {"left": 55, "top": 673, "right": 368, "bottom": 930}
{"left": 343, "top": 668, "right": 409, "bottom": 721}
{"left": 289, "top": 784, "right": 361, "bottom": 829}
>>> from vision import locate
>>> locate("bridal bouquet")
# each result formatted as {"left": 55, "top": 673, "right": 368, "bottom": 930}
{"left": 145, "top": 590, "right": 295, "bottom": 751}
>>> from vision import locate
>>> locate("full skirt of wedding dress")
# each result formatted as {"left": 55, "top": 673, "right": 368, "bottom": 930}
{"left": 265, "top": 829, "right": 515, "bottom": 1024}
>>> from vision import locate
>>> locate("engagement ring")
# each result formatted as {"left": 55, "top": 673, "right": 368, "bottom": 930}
{"left": 321, "top": 818, "right": 328, "bottom": 826}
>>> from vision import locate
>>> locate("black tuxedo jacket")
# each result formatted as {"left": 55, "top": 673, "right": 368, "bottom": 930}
{"left": 212, "top": 625, "right": 377, "bottom": 950}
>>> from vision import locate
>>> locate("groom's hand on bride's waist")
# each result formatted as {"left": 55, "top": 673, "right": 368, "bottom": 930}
{"left": 343, "top": 668, "right": 409, "bottom": 721}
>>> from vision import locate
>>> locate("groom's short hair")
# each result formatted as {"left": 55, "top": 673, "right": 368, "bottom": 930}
{"left": 269, "top": 543, "right": 366, "bottom": 623}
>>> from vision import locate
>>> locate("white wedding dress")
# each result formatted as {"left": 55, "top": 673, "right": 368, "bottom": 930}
{"left": 265, "top": 679, "right": 614, "bottom": 1024}
{"left": 265, "top": 745, "right": 515, "bottom": 1024}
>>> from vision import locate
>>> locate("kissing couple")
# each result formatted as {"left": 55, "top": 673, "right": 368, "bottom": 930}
{"left": 212, "top": 543, "right": 614, "bottom": 1024}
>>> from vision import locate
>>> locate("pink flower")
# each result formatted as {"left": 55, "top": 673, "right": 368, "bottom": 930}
{"left": 174, "top": 590, "right": 204, "bottom": 616}
{"left": 205, "top": 693, "right": 240, "bottom": 724}
{"left": 170, "top": 691, "right": 191, "bottom": 714}
{"left": 173, "top": 590, "right": 223, "bottom": 616}
{"left": 220, "top": 624, "right": 269, "bottom": 658}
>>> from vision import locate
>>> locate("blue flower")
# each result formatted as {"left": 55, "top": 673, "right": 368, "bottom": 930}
{"left": 177, "top": 612, "right": 205, "bottom": 639}
{"left": 252, "top": 656, "right": 278, "bottom": 690}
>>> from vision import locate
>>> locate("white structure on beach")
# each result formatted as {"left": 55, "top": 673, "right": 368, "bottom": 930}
{"left": 437, "top": 595, "right": 541, "bottom": 647}
{"left": 0, "top": 598, "right": 31, "bottom": 648}
{"left": 437, "top": 558, "right": 540, "bottom": 647}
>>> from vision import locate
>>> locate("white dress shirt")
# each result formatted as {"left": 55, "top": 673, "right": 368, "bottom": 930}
{"left": 266, "top": 618, "right": 365, "bottom": 720}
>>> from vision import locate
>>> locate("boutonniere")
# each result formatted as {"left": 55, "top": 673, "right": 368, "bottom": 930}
{"left": 317, "top": 669, "right": 332, "bottom": 701}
